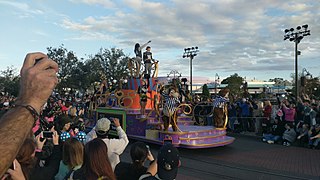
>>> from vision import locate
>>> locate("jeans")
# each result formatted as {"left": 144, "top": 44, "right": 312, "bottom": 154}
{"left": 228, "top": 117, "right": 236, "bottom": 130}
{"left": 241, "top": 116, "right": 249, "bottom": 132}
{"left": 144, "top": 63, "right": 152, "bottom": 75}
{"left": 263, "top": 133, "right": 281, "bottom": 142}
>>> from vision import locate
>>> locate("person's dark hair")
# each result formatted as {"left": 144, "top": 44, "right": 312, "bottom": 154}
{"left": 63, "top": 138, "right": 84, "bottom": 170}
{"left": 130, "top": 142, "right": 148, "bottom": 168}
{"left": 81, "top": 138, "right": 116, "bottom": 180}
{"left": 16, "top": 138, "right": 37, "bottom": 180}
{"left": 134, "top": 43, "right": 140, "bottom": 50}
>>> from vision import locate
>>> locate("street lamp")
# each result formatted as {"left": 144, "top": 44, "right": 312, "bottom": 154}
{"left": 182, "top": 46, "right": 199, "bottom": 94}
{"left": 214, "top": 73, "right": 220, "bottom": 95}
{"left": 283, "top": 24, "right": 311, "bottom": 105}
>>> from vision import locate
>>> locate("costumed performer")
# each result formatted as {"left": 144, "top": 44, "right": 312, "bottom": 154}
{"left": 161, "top": 86, "right": 181, "bottom": 131}
{"left": 212, "top": 88, "right": 230, "bottom": 128}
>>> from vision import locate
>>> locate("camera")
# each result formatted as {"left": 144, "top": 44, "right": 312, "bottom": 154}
{"left": 43, "top": 131, "right": 53, "bottom": 138}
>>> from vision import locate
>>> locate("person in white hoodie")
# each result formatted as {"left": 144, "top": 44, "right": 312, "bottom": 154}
{"left": 86, "top": 117, "right": 129, "bottom": 170}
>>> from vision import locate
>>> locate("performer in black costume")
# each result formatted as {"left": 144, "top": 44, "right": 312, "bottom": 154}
{"left": 137, "top": 80, "right": 149, "bottom": 118}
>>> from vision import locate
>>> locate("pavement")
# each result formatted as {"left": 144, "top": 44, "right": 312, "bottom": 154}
{"left": 119, "top": 131, "right": 320, "bottom": 180}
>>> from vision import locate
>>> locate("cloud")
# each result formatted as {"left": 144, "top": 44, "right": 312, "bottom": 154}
{"left": 57, "top": 0, "right": 319, "bottom": 79}
{"left": 0, "top": 0, "right": 44, "bottom": 17}
{"left": 69, "top": 0, "right": 115, "bottom": 8}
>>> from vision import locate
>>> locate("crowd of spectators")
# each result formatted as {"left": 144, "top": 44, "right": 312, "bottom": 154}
{"left": 0, "top": 52, "right": 182, "bottom": 180}
{"left": 220, "top": 94, "right": 320, "bottom": 149}
{"left": 1, "top": 93, "right": 181, "bottom": 179}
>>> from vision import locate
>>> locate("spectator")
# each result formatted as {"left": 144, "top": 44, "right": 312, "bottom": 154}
{"left": 227, "top": 102, "right": 237, "bottom": 132}
{"left": 253, "top": 101, "right": 264, "bottom": 135}
{"left": 282, "top": 102, "right": 296, "bottom": 124}
{"left": 0, "top": 52, "right": 58, "bottom": 176}
{"left": 115, "top": 142, "right": 155, "bottom": 180}
{"left": 296, "top": 123, "right": 310, "bottom": 147}
{"left": 238, "top": 98, "right": 250, "bottom": 133}
{"left": 139, "top": 143, "right": 180, "bottom": 180}
{"left": 86, "top": 117, "right": 129, "bottom": 170}
{"left": 282, "top": 123, "right": 296, "bottom": 146}
{"left": 262, "top": 100, "right": 272, "bottom": 133}
{"left": 55, "top": 138, "right": 84, "bottom": 179}
{"left": 70, "top": 138, "right": 116, "bottom": 180}
{"left": 262, "top": 118, "right": 285, "bottom": 144}
{"left": 308, "top": 124, "right": 320, "bottom": 149}
{"left": 6, "top": 131, "right": 61, "bottom": 180}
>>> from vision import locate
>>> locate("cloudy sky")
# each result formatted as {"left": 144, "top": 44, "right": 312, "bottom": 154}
{"left": 0, "top": 0, "right": 319, "bottom": 83}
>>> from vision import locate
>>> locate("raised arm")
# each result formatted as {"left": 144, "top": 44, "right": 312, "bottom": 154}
{"left": 0, "top": 52, "right": 58, "bottom": 176}
{"left": 139, "top": 40, "right": 151, "bottom": 51}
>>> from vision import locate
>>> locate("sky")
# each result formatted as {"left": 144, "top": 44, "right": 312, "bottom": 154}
{"left": 0, "top": 0, "right": 319, "bottom": 83}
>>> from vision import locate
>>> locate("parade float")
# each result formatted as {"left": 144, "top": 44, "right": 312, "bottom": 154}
{"left": 92, "top": 42, "right": 235, "bottom": 149}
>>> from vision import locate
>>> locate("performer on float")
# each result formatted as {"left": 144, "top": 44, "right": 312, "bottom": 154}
{"left": 212, "top": 88, "right": 230, "bottom": 128}
{"left": 161, "top": 86, "right": 181, "bottom": 131}
{"left": 143, "top": 46, "right": 158, "bottom": 78}
{"left": 134, "top": 40, "right": 151, "bottom": 77}
{"left": 137, "top": 80, "right": 149, "bottom": 118}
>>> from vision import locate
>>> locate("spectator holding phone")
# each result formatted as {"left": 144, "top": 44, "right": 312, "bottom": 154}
{"left": 5, "top": 131, "right": 61, "bottom": 180}
{"left": 115, "top": 141, "right": 155, "bottom": 180}
{"left": 0, "top": 52, "right": 58, "bottom": 177}
{"left": 86, "top": 117, "right": 129, "bottom": 170}
{"left": 139, "top": 143, "right": 181, "bottom": 180}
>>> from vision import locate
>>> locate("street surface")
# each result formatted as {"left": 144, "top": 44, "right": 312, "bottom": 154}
{"left": 119, "top": 133, "right": 320, "bottom": 180}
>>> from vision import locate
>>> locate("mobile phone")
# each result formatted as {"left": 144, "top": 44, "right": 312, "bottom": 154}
{"left": 43, "top": 131, "right": 53, "bottom": 138}
{"left": 9, "top": 162, "right": 15, "bottom": 170}
{"left": 146, "top": 145, "right": 150, "bottom": 151}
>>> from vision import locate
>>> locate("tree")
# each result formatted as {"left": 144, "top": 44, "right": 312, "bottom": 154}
{"left": 47, "top": 45, "right": 79, "bottom": 94}
{"left": 221, "top": 73, "right": 244, "bottom": 99}
{"left": 91, "top": 48, "right": 129, "bottom": 91}
{"left": 0, "top": 66, "right": 20, "bottom": 96}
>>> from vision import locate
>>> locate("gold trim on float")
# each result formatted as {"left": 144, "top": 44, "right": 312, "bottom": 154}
{"left": 215, "top": 127, "right": 227, "bottom": 130}
{"left": 159, "top": 128, "right": 225, "bottom": 135}
{"left": 179, "top": 132, "right": 226, "bottom": 140}
{"left": 180, "top": 138, "right": 235, "bottom": 147}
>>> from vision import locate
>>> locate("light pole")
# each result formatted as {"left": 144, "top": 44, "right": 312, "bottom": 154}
{"left": 284, "top": 24, "right": 310, "bottom": 105}
{"left": 214, "top": 73, "right": 220, "bottom": 95}
{"left": 183, "top": 46, "right": 199, "bottom": 94}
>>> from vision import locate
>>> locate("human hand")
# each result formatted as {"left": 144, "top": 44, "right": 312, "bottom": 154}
{"left": 52, "top": 131, "right": 59, "bottom": 145}
{"left": 147, "top": 148, "right": 154, "bottom": 161}
{"left": 6, "top": 159, "right": 25, "bottom": 180}
{"left": 36, "top": 133, "right": 46, "bottom": 150}
{"left": 74, "top": 128, "right": 79, "bottom": 134}
{"left": 15, "top": 52, "right": 59, "bottom": 114}
{"left": 113, "top": 118, "right": 120, "bottom": 127}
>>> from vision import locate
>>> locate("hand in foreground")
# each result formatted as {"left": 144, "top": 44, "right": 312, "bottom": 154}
{"left": 147, "top": 149, "right": 154, "bottom": 161}
{"left": 15, "top": 52, "right": 58, "bottom": 114}
{"left": 113, "top": 118, "right": 120, "bottom": 127}
{"left": 52, "top": 131, "right": 59, "bottom": 145}
{"left": 35, "top": 133, "right": 46, "bottom": 150}
{"left": 6, "top": 160, "right": 25, "bottom": 180}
